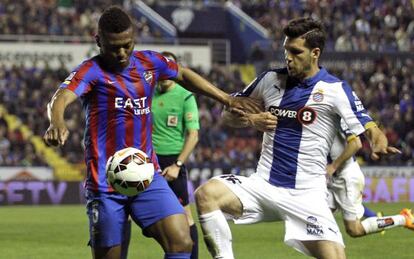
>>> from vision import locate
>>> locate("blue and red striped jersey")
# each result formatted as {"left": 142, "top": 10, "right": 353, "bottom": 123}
{"left": 60, "top": 50, "right": 178, "bottom": 192}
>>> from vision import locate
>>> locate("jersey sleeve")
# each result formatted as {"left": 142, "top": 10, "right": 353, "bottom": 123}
{"left": 340, "top": 119, "right": 357, "bottom": 142}
{"left": 59, "top": 60, "right": 95, "bottom": 97}
{"left": 142, "top": 50, "right": 178, "bottom": 81}
{"left": 334, "top": 81, "right": 376, "bottom": 136}
{"left": 183, "top": 93, "right": 200, "bottom": 130}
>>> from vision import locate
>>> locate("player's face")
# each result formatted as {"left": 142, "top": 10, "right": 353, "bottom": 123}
{"left": 283, "top": 37, "right": 316, "bottom": 79}
{"left": 98, "top": 27, "right": 134, "bottom": 70}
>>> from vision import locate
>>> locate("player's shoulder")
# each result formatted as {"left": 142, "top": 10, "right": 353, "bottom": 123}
{"left": 315, "top": 68, "right": 346, "bottom": 91}
{"left": 255, "top": 67, "right": 288, "bottom": 85}
{"left": 75, "top": 56, "right": 99, "bottom": 72}
{"left": 319, "top": 69, "right": 343, "bottom": 84}
{"left": 132, "top": 50, "right": 163, "bottom": 60}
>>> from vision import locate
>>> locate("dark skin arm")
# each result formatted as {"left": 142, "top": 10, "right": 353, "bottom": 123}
{"left": 175, "top": 65, "right": 262, "bottom": 114}
{"left": 43, "top": 89, "right": 77, "bottom": 146}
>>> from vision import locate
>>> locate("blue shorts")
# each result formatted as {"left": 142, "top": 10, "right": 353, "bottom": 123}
{"left": 86, "top": 173, "right": 185, "bottom": 247}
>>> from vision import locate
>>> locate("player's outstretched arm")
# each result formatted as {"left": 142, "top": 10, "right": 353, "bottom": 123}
{"left": 175, "top": 66, "right": 262, "bottom": 114}
{"left": 221, "top": 110, "right": 277, "bottom": 132}
{"left": 327, "top": 136, "right": 362, "bottom": 176}
{"left": 364, "top": 126, "right": 401, "bottom": 160}
{"left": 44, "top": 88, "right": 77, "bottom": 147}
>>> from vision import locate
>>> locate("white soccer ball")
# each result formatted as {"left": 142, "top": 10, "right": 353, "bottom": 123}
{"left": 106, "top": 147, "right": 154, "bottom": 196}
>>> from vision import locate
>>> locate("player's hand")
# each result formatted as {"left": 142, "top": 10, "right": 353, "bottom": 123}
{"left": 43, "top": 123, "right": 69, "bottom": 147}
{"left": 161, "top": 165, "right": 180, "bottom": 181}
{"left": 367, "top": 126, "right": 401, "bottom": 160}
{"left": 370, "top": 146, "right": 401, "bottom": 160}
{"left": 245, "top": 112, "right": 277, "bottom": 132}
{"left": 228, "top": 96, "right": 262, "bottom": 115}
{"left": 326, "top": 163, "right": 337, "bottom": 176}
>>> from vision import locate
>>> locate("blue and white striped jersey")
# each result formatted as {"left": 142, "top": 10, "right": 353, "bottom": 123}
{"left": 236, "top": 67, "right": 374, "bottom": 189}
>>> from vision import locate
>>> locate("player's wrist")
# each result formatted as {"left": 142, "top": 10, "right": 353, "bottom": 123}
{"left": 175, "top": 160, "right": 183, "bottom": 167}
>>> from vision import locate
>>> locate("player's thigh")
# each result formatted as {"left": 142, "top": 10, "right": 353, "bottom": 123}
{"left": 302, "top": 240, "right": 346, "bottom": 259}
{"left": 195, "top": 176, "right": 243, "bottom": 216}
{"left": 85, "top": 190, "right": 128, "bottom": 249}
{"left": 281, "top": 188, "right": 344, "bottom": 256}
{"left": 332, "top": 164, "right": 365, "bottom": 220}
{"left": 129, "top": 173, "right": 185, "bottom": 232}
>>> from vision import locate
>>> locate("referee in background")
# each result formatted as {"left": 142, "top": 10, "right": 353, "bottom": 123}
{"left": 152, "top": 51, "right": 200, "bottom": 259}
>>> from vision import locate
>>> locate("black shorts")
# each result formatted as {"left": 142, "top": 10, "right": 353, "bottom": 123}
{"left": 156, "top": 154, "right": 189, "bottom": 206}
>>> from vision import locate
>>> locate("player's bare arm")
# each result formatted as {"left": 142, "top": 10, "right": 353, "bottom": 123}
{"left": 162, "top": 129, "right": 199, "bottom": 181}
{"left": 222, "top": 110, "right": 277, "bottom": 132}
{"left": 364, "top": 125, "right": 401, "bottom": 160}
{"left": 44, "top": 88, "right": 77, "bottom": 146}
{"left": 326, "top": 135, "right": 362, "bottom": 176}
{"left": 175, "top": 65, "right": 262, "bottom": 114}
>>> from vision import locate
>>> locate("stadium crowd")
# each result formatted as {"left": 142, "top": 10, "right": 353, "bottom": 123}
{"left": 0, "top": 0, "right": 412, "bottom": 169}
{"left": 0, "top": 56, "right": 413, "bottom": 168}
{"left": 233, "top": 0, "right": 414, "bottom": 52}
{"left": 0, "top": 0, "right": 160, "bottom": 42}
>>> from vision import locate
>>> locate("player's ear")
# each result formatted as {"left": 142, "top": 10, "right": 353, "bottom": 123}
{"left": 95, "top": 34, "right": 101, "bottom": 48}
{"left": 311, "top": 48, "right": 321, "bottom": 59}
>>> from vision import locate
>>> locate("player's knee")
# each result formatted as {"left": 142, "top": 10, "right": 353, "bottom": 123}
{"left": 345, "top": 224, "right": 365, "bottom": 237}
{"left": 167, "top": 229, "right": 193, "bottom": 252}
{"left": 194, "top": 181, "right": 219, "bottom": 211}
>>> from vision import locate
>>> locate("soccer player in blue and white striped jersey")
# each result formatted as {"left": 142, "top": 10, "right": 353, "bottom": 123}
{"left": 195, "top": 17, "right": 401, "bottom": 259}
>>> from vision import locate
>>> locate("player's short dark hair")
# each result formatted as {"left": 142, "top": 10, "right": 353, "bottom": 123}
{"left": 161, "top": 51, "right": 177, "bottom": 62}
{"left": 98, "top": 6, "right": 132, "bottom": 33}
{"left": 283, "top": 17, "right": 326, "bottom": 52}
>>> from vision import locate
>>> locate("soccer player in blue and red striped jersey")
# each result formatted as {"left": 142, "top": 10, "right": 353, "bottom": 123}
{"left": 43, "top": 6, "right": 260, "bottom": 259}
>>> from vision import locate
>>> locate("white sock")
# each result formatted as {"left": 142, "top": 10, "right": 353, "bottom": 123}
{"left": 361, "top": 214, "right": 406, "bottom": 234}
{"left": 199, "top": 210, "right": 234, "bottom": 259}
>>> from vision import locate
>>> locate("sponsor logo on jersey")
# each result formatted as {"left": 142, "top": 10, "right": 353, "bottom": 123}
{"left": 306, "top": 216, "right": 324, "bottom": 236}
{"left": 114, "top": 97, "right": 150, "bottom": 115}
{"left": 352, "top": 91, "right": 366, "bottom": 112}
{"left": 269, "top": 106, "right": 317, "bottom": 125}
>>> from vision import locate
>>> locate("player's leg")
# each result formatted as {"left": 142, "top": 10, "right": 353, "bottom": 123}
{"left": 183, "top": 205, "right": 199, "bottom": 259}
{"left": 302, "top": 240, "right": 346, "bottom": 259}
{"left": 145, "top": 213, "right": 193, "bottom": 254}
{"left": 282, "top": 186, "right": 345, "bottom": 259}
{"left": 362, "top": 204, "right": 377, "bottom": 218}
{"left": 196, "top": 174, "right": 274, "bottom": 259}
{"left": 360, "top": 211, "right": 410, "bottom": 234}
{"left": 120, "top": 218, "right": 131, "bottom": 259}
{"left": 195, "top": 177, "right": 242, "bottom": 259}
{"left": 130, "top": 173, "right": 192, "bottom": 258}
{"left": 164, "top": 156, "right": 199, "bottom": 259}
{"left": 85, "top": 190, "right": 129, "bottom": 259}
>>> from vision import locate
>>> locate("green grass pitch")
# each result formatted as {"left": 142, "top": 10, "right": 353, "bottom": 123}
{"left": 0, "top": 202, "right": 413, "bottom": 258}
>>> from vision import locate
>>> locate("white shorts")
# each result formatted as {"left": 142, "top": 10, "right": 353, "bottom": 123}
{"left": 214, "top": 173, "right": 344, "bottom": 256}
{"left": 327, "top": 161, "right": 365, "bottom": 221}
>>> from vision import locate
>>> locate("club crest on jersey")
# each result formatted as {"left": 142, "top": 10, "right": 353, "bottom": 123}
{"left": 269, "top": 106, "right": 317, "bottom": 125}
{"left": 312, "top": 89, "right": 324, "bottom": 102}
{"left": 143, "top": 71, "right": 153, "bottom": 84}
